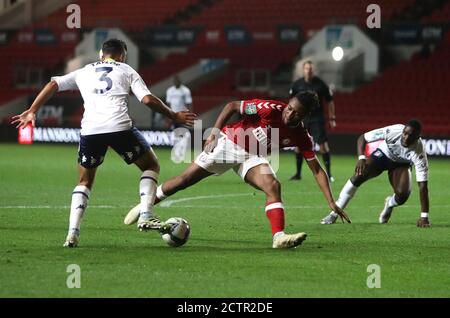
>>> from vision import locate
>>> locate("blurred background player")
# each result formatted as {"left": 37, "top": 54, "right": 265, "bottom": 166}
{"left": 166, "top": 75, "right": 193, "bottom": 162}
{"left": 11, "top": 39, "right": 196, "bottom": 247}
{"left": 320, "top": 120, "right": 430, "bottom": 227}
{"left": 289, "top": 61, "right": 336, "bottom": 181}
{"left": 166, "top": 75, "right": 193, "bottom": 114}
{"left": 125, "top": 91, "right": 351, "bottom": 248}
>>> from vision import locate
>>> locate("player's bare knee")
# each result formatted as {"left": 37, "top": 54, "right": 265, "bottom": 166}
{"left": 263, "top": 178, "right": 281, "bottom": 196}
{"left": 136, "top": 154, "right": 160, "bottom": 173}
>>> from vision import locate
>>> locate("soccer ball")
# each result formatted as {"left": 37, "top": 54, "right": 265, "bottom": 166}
{"left": 161, "top": 217, "right": 190, "bottom": 247}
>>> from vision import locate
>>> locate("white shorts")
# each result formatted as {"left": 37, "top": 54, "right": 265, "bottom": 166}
{"left": 194, "top": 134, "right": 276, "bottom": 180}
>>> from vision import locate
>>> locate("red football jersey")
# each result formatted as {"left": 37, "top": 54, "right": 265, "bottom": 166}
{"left": 221, "top": 99, "right": 315, "bottom": 159}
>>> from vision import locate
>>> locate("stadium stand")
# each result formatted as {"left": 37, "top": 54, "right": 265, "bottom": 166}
{"left": 1, "top": 0, "right": 448, "bottom": 136}
{"left": 0, "top": 28, "right": 78, "bottom": 105}
{"left": 174, "top": 0, "right": 416, "bottom": 116}
{"left": 34, "top": 0, "right": 198, "bottom": 31}
{"left": 334, "top": 32, "right": 450, "bottom": 136}
{"left": 0, "top": 0, "right": 197, "bottom": 105}
{"left": 185, "top": 0, "right": 415, "bottom": 34}
{"left": 422, "top": 0, "right": 450, "bottom": 22}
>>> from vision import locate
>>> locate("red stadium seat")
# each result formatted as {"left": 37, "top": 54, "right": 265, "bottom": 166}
{"left": 334, "top": 41, "right": 450, "bottom": 136}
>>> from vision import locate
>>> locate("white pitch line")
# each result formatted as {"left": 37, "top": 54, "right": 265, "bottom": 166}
{"left": 2, "top": 193, "right": 450, "bottom": 211}
{"left": 160, "top": 204, "right": 450, "bottom": 209}
{"left": 160, "top": 193, "right": 253, "bottom": 207}
{"left": 0, "top": 205, "right": 124, "bottom": 209}
{"left": 158, "top": 193, "right": 450, "bottom": 209}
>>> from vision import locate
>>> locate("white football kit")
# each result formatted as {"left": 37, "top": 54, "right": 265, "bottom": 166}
{"left": 51, "top": 60, "right": 151, "bottom": 135}
{"left": 166, "top": 85, "right": 192, "bottom": 112}
{"left": 166, "top": 84, "right": 193, "bottom": 162}
{"left": 364, "top": 124, "right": 429, "bottom": 182}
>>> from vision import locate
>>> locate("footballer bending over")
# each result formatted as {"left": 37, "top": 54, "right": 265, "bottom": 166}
{"left": 320, "top": 120, "right": 430, "bottom": 227}
{"left": 125, "top": 91, "right": 351, "bottom": 248}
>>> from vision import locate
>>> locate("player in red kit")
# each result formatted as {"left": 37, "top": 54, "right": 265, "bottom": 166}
{"left": 125, "top": 91, "right": 350, "bottom": 248}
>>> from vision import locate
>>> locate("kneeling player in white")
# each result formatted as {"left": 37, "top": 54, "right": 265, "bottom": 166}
{"left": 11, "top": 39, "right": 196, "bottom": 247}
{"left": 125, "top": 92, "right": 351, "bottom": 248}
{"left": 320, "top": 120, "right": 430, "bottom": 227}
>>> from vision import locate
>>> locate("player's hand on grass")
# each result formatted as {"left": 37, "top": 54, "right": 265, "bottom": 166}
{"left": 204, "top": 134, "right": 218, "bottom": 153}
{"left": 417, "top": 217, "right": 431, "bottom": 228}
{"left": 11, "top": 110, "right": 36, "bottom": 129}
{"left": 330, "top": 202, "right": 351, "bottom": 223}
{"left": 173, "top": 111, "right": 197, "bottom": 127}
{"left": 355, "top": 159, "right": 367, "bottom": 176}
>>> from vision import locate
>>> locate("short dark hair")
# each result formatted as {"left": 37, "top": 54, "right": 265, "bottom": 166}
{"left": 102, "top": 39, "right": 127, "bottom": 56}
{"left": 303, "top": 60, "right": 313, "bottom": 67}
{"left": 406, "top": 119, "right": 422, "bottom": 134}
{"left": 294, "top": 91, "right": 319, "bottom": 116}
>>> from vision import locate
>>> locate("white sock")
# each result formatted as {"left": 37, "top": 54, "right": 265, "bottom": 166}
{"left": 140, "top": 170, "right": 158, "bottom": 214}
{"left": 331, "top": 179, "right": 358, "bottom": 216}
{"left": 386, "top": 195, "right": 399, "bottom": 208}
{"left": 156, "top": 185, "right": 167, "bottom": 201}
{"left": 68, "top": 185, "right": 90, "bottom": 234}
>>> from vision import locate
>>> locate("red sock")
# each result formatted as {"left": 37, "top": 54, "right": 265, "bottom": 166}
{"left": 154, "top": 196, "right": 161, "bottom": 205}
{"left": 265, "top": 201, "right": 285, "bottom": 236}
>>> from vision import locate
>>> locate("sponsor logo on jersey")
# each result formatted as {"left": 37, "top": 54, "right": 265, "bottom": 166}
{"left": 252, "top": 127, "right": 268, "bottom": 147}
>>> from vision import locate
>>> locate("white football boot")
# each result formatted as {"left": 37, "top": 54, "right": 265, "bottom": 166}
{"left": 63, "top": 230, "right": 79, "bottom": 248}
{"left": 272, "top": 232, "right": 307, "bottom": 249}
{"left": 379, "top": 196, "right": 393, "bottom": 224}
{"left": 320, "top": 212, "right": 338, "bottom": 224}
{"left": 123, "top": 204, "right": 141, "bottom": 225}
{"left": 137, "top": 211, "right": 163, "bottom": 231}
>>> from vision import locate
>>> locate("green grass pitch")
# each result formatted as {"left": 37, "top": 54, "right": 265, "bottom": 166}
{"left": 0, "top": 144, "right": 449, "bottom": 297}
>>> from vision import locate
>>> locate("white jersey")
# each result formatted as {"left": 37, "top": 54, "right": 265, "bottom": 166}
{"left": 166, "top": 85, "right": 192, "bottom": 112}
{"left": 364, "top": 124, "right": 429, "bottom": 182}
{"left": 51, "top": 60, "right": 151, "bottom": 135}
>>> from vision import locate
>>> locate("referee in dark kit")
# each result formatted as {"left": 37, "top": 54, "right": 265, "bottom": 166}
{"left": 289, "top": 60, "right": 336, "bottom": 182}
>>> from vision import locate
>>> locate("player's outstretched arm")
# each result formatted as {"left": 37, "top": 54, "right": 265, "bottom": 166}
{"left": 417, "top": 181, "right": 430, "bottom": 228}
{"left": 211, "top": 101, "right": 240, "bottom": 131}
{"left": 204, "top": 101, "right": 240, "bottom": 153}
{"left": 141, "top": 94, "right": 197, "bottom": 127}
{"left": 11, "top": 80, "right": 59, "bottom": 129}
{"left": 307, "top": 157, "right": 351, "bottom": 223}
